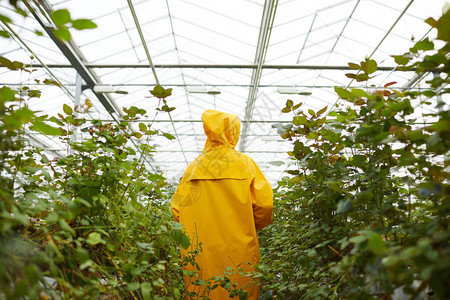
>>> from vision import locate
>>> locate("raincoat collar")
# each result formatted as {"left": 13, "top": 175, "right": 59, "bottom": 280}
{"left": 202, "top": 110, "right": 240, "bottom": 153}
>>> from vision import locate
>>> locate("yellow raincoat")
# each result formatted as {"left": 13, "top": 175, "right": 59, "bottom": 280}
{"left": 171, "top": 110, "right": 273, "bottom": 299}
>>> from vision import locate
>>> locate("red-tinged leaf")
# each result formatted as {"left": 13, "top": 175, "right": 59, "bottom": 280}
{"left": 384, "top": 81, "right": 397, "bottom": 88}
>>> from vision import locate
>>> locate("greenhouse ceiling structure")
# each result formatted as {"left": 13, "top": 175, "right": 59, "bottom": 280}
{"left": 0, "top": 0, "right": 448, "bottom": 184}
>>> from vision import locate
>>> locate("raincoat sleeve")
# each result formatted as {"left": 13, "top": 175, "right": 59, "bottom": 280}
{"left": 250, "top": 161, "right": 273, "bottom": 230}
{"left": 171, "top": 178, "right": 187, "bottom": 223}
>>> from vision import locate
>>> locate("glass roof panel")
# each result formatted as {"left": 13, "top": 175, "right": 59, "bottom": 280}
{"left": 0, "top": 0, "right": 448, "bottom": 185}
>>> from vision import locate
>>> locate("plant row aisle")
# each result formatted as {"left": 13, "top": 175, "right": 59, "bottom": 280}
{"left": 1, "top": 2, "right": 449, "bottom": 300}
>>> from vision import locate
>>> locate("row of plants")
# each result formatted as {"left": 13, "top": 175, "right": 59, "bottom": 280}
{"left": 0, "top": 2, "right": 197, "bottom": 299}
{"left": 257, "top": 9, "right": 449, "bottom": 300}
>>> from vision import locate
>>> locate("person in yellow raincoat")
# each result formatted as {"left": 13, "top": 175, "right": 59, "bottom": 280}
{"left": 171, "top": 110, "right": 273, "bottom": 299}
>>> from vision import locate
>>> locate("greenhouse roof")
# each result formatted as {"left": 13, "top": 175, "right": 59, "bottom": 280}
{"left": 0, "top": 0, "right": 448, "bottom": 185}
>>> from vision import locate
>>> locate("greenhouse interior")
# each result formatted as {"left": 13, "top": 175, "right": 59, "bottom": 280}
{"left": 0, "top": 0, "right": 449, "bottom": 299}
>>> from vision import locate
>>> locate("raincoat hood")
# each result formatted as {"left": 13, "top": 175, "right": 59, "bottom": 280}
{"left": 202, "top": 110, "right": 240, "bottom": 152}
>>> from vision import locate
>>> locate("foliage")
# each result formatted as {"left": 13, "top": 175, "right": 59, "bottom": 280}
{"left": 258, "top": 10, "right": 449, "bottom": 300}
{"left": 0, "top": 2, "right": 192, "bottom": 299}
{"left": 0, "top": 79, "right": 195, "bottom": 298}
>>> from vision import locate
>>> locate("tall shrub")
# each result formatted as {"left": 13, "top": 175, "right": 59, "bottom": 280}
{"left": 258, "top": 10, "right": 449, "bottom": 300}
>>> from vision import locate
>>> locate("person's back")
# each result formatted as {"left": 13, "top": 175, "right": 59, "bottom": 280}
{"left": 171, "top": 110, "right": 273, "bottom": 299}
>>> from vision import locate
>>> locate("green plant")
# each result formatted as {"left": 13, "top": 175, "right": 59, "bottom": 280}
{"left": 258, "top": 10, "right": 449, "bottom": 300}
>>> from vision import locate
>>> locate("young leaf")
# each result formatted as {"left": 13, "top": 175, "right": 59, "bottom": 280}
{"left": 162, "top": 132, "right": 176, "bottom": 140}
{"left": 139, "top": 122, "right": 147, "bottom": 131}
{"left": 351, "top": 88, "right": 367, "bottom": 98}
{"left": 316, "top": 105, "right": 328, "bottom": 117}
{"left": 51, "top": 9, "right": 71, "bottom": 26}
{"left": 32, "top": 121, "right": 63, "bottom": 136}
{"left": 71, "top": 19, "right": 97, "bottom": 30}
{"left": 286, "top": 99, "right": 293, "bottom": 108}
{"left": 411, "top": 38, "right": 434, "bottom": 53}
{"left": 150, "top": 85, "right": 172, "bottom": 98}
{"left": 348, "top": 62, "right": 360, "bottom": 70}
{"left": 334, "top": 87, "right": 352, "bottom": 99}
{"left": 53, "top": 28, "right": 71, "bottom": 41}
{"left": 392, "top": 54, "right": 411, "bottom": 65}
{"left": 0, "top": 30, "right": 10, "bottom": 38}
{"left": 361, "top": 59, "right": 377, "bottom": 74}
{"left": 63, "top": 103, "right": 73, "bottom": 115}
{"left": 293, "top": 115, "right": 307, "bottom": 125}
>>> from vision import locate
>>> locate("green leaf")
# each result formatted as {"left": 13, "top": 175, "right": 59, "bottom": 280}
{"left": 25, "top": 264, "right": 41, "bottom": 284}
{"left": 316, "top": 105, "right": 328, "bottom": 117}
{"left": 281, "top": 106, "right": 291, "bottom": 113}
{"left": 150, "top": 85, "right": 172, "bottom": 98}
{"left": 269, "top": 161, "right": 284, "bottom": 166}
{"left": 425, "top": 17, "right": 437, "bottom": 28}
{"left": 368, "top": 233, "right": 386, "bottom": 254}
{"left": 51, "top": 9, "right": 71, "bottom": 26}
{"left": 32, "top": 121, "right": 63, "bottom": 136}
{"left": 392, "top": 54, "right": 411, "bottom": 65}
{"left": 239, "top": 290, "right": 248, "bottom": 300}
{"left": 334, "top": 87, "right": 352, "bottom": 99}
{"left": 171, "top": 229, "right": 190, "bottom": 250}
{"left": 337, "top": 198, "right": 352, "bottom": 214}
{"left": 42, "top": 170, "right": 52, "bottom": 181}
{"left": 162, "top": 132, "right": 176, "bottom": 140}
{"left": 87, "top": 232, "right": 104, "bottom": 246}
{"left": 0, "top": 86, "right": 16, "bottom": 101}
{"left": 361, "top": 59, "right": 377, "bottom": 74}
{"left": 308, "top": 109, "right": 315, "bottom": 117}
{"left": 50, "top": 116, "right": 64, "bottom": 126}
{"left": 292, "top": 102, "right": 303, "bottom": 110}
{"left": 351, "top": 88, "right": 367, "bottom": 98}
{"left": 355, "top": 73, "right": 369, "bottom": 82}
{"left": 411, "top": 38, "right": 434, "bottom": 53}
{"left": 53, "top": 28, "right": 71, "bottom": 41}
{"left": 0, "top": 30, "right": 10, "bottom": 38}
{"left": 0, "top": 56, "right": 12, "bottom": 68}
{"left": 293, "top": 115, "right": 307, "bottom": 125}
{"left": 0, "top": 14, "right": 12, "bottom": 24}
{"left": 63, "top": 103, "right": 73, "bottom": 115}
{"left": 436, "top": 10, "right": 450, "bottom": 41}
{"left": 71, "top": 19, "right": 97, "bottom": 30}
{"left": 43, "top": 78, "right": 61, "bottom": 87}
{"left": 286, "top": 99, "right": 293, "bottom": 108}
{"left": 260, "top": 290, "right": 273, "bottom": 300}
{"left": 139, "top": 122, "right": 147, "bottom": 131}
{"left": 348, "top": 62, "right": 360, "bottom": 70}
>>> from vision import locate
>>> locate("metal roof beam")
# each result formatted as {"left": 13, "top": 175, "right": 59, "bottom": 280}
{"left": 15, "top": 64, "right": 416, "bottom": 71}
{"left": 240, "top": 0, "right": 278, "bottom": 152}
{"left": 26, "top": 0, "right": 122, "bottom": 118}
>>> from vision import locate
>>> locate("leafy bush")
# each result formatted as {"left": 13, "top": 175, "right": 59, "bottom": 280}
{"left": 258, "top": 10, "right": 449, "bottom": 300}
{"left": 0, "top": 79, "right": 193, "bottom": 299}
